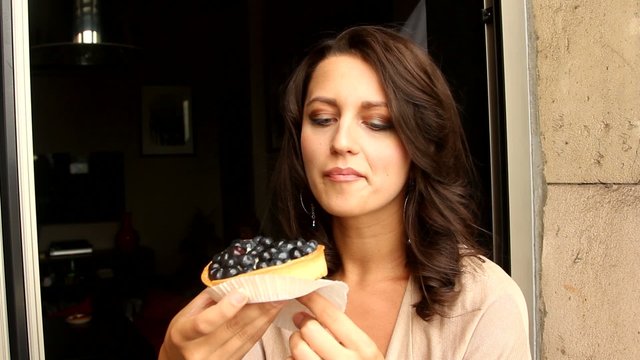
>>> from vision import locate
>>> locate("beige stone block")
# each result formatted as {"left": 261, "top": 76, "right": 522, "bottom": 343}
{"left": 533, "top": 0, "right": 640, "bottom": 183}
{"left": 541, "top": 185, "right": 640, "bottom": 359}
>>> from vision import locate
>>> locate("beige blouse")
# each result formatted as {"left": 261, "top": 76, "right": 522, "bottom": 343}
{"left": 244, "top": 256, "right": 531, "bottom": 359}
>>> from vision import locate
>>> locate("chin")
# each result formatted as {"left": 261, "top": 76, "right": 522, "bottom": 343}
{"left": 321, "top": 201, "right": 367, "bottom": 218}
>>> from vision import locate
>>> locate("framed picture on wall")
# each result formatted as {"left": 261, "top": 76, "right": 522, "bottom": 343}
{"left": 141, "top": 86, "right": 194, "bottom": 155}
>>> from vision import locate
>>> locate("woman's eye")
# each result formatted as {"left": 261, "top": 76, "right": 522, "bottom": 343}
{"left": 310, "top": 116, "right": 334, "bottom": 126}
{"left": 366, "top": 118, "right": 393, "bottom": 131}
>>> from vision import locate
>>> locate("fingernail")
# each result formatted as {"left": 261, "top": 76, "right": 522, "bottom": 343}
{"left": 228, "top": 289, "right": 248, "bottom": 306}
{"left": 270, "top": 300, "right": 287, "bottom": 308}
{"left": 293, "top": 312, "right": 305, "bottom": 327}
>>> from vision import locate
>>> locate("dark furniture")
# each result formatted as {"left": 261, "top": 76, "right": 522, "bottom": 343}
{"left": 40, "top": 247, "right": 159, "bottom": 359}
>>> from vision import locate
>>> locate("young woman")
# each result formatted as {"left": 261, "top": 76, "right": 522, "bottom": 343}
{"left": 160, "top": 25, "right": 531, "bottom": 359}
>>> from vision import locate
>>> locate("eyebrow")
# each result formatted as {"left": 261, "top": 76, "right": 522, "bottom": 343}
{"left": 305, "top": 96, "right": 337, "bottom": 107}
{"left": 361, "top": 101, "right": 388, "bottom": 109}
{"left": 305, "top": 97, "right": 388, "bottom": 109}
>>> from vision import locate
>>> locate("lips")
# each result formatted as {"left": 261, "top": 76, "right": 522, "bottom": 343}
{"left": 323, "top": 167, "right": 364, "bottom": 182}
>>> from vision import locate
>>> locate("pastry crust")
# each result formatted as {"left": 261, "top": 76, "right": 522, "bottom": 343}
{"left": 201, "top": 245, "right": 327, "bottom": 287}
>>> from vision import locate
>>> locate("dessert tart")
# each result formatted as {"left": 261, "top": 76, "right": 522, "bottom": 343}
{"left": 201, "top": 236, "right": 327, "bottom": 287}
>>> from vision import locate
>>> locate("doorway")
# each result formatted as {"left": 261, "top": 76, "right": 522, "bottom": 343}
{"left": 3, "top": 0, "right": 503, "bottom": 358}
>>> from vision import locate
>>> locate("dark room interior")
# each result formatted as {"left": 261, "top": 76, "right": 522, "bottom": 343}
{"left": 27, "top": 0, "right": 491, "bottom": 357}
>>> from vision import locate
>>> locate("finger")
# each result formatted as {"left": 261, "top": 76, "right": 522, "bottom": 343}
{"left": 207, "top": 300, "right": 286, "bottom": 358}
{"left": 174, "top": 289, "right": 249, "bottom": 340}
{"left": 177, "top": 288, "right": 217, "bottom": 318}
{"left": 294, "top": 312, "right": 347, "bottom": 359}
{"left": 297, "top": 292, "right": 377, "bottom": 351}
{"left": 289, "top": 330, "right": 322, "bottom": 360}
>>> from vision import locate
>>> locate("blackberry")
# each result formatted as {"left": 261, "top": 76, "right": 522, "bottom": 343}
{"left": 274, "top": 251, "right": 289, "bottom": 262}
{"left": 269, "top": 259, "right": 285, "bottom": 266}
{"left": 260, "top": 250, "right": 273, "bottom": 262}
{"left": 278, "top": 242, "right": 295, "bottom": 252}
{"left": 301, "top": 244, "right": 315, "bottom": 255}
{"left": 223, "top": 257, "right": 239, "bottom": 268}
{"left": 207, "top": 236, "right": 320, "bottom": 281}
{"left": 258, "top": 236, "right": 274, "bottom": 247}
{"left": 210, "top": 267, "right": 225, "bottom": 280}
{"left": 289, "top": 248, "right": 303, "bottom": 259}
{"left": 224, "top": 266, "right": 243, "bottom": 278}
{"left": 250, "top": 244, "right": 265, "bottom": 256}
{"left": 239, "top": 254, "right": 256, "bottom": 269}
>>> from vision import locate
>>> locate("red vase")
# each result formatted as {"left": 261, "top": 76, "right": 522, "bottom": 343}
{"left": 115, "top": 212, "right": 140, "bottom": 253}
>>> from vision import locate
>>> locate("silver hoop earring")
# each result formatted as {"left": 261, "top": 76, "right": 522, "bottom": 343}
{"left": 300, "top": 193, "right": 309, "bottom": 214}
{"left": 403, "top": 195, "right": 409, "bottom": 217}
{"left": 300, "top": 193, "right": 317, "bottom": 230}
{"left": 404, "top": 194, "right": 411, "bottom": 245}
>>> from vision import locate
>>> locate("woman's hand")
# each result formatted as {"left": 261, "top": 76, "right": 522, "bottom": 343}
{"left": 287, "top": 292, "right": 384, "bottom": 360}
{"left": 159, "top": 289, "right": 284, "bottom": 360}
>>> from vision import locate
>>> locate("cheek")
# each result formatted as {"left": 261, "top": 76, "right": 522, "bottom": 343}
{"left": 300, "top": 132, "right": 312, "bottom": 162}
{"left": 376, "top": 143, "right": 411, "bottom": 181}
{"left": 300, "top": 131, "right": 320, "bottom": 171}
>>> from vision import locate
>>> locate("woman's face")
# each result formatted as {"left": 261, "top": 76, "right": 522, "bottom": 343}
{"left": 301, "top": 54, "right": 411, "bottom": 219}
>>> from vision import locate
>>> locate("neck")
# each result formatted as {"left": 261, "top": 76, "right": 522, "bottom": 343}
{"left": 330, "top": 204, "right": 409, "bottom": 284}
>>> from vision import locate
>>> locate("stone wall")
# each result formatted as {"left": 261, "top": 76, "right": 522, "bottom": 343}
{"left": 532, "top": 0, "right": 640, "bottom": 358}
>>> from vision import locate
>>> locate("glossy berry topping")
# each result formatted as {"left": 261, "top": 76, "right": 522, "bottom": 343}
{"left": 207, "top": 236, "right": 319, "bottom": 281}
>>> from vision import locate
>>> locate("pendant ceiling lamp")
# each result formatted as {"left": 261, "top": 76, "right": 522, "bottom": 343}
{"left": 30, "top": 0, "right": 140, "bottom": 67}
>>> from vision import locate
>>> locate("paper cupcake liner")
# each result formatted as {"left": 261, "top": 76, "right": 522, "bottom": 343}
{"left": 205, "top": 274, "right": 349, "bottom": 332}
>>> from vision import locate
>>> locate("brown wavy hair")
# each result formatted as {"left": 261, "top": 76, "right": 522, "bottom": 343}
{"left": 267, "top": 25, "right": 484, "bottom": 320}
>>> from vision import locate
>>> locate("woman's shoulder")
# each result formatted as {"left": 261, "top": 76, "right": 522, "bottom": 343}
{"left": 461, "top": 255, "right": 520, "bottom": 291}
{"left": 441, "top": 255, "right": 528, "bottom": 317}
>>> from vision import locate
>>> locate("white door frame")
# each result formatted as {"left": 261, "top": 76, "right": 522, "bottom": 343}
{"left": 0, "top": 208, "right": 11, "bottom": 360}
{"left": 499, "top": 0, "right": 540, "bottom": 357}
{"left": 1, "top": 0, "right": 45, "bottom": 358}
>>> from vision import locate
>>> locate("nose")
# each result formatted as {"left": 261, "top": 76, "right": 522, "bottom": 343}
{"left": 330, "top": 117, "right": 359, "bottom": 155}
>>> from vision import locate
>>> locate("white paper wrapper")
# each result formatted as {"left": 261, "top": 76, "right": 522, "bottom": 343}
{"left": 205, "top": 274, "right": 349, "bottom": 332}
